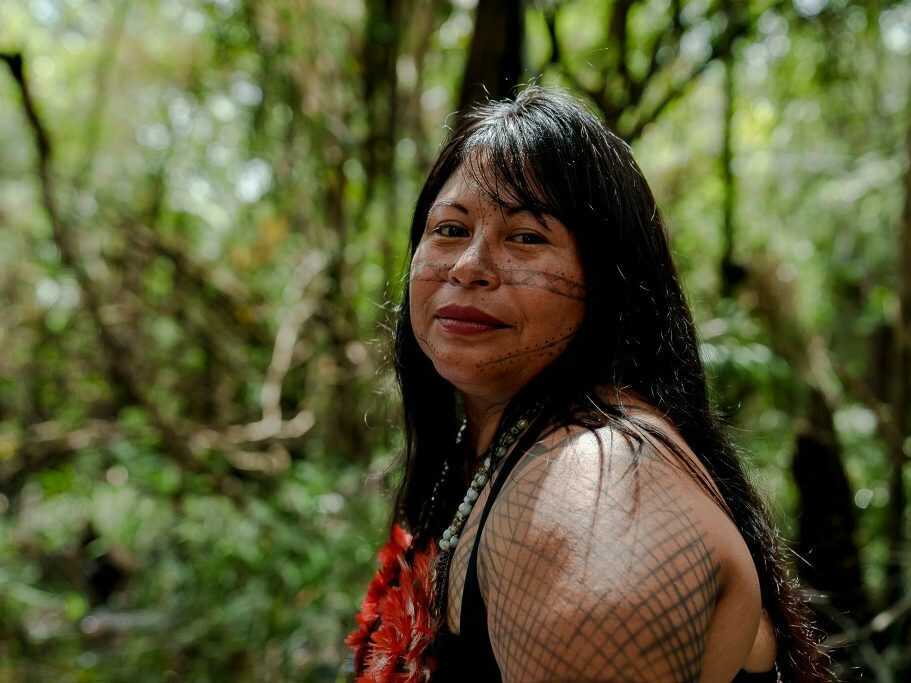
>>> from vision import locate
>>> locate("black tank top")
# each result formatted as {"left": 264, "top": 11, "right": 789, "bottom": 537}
{"left": 430, "top": 425, "right": 781, "bottom": 682}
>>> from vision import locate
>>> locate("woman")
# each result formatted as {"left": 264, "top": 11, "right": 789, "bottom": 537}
{"left": 347, "top": 86, "right": 831, "bottom": 682}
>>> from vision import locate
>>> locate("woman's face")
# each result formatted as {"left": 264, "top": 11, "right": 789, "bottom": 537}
{"left": 409, "top": 161, "right": 586, "bottom": 402}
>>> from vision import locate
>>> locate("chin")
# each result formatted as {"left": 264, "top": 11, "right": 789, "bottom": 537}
{"left": 432, "top": 359, "right": 534, "bottom": 399}
{"left": 431, "top": 360, "right": 498, "bottom": 389}
{"left": 432, "top": 363, "right": 493, "bottom": 390}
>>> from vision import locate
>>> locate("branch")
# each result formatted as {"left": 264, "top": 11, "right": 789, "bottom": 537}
{"left": 811, "top": 597, "right": 895, "bottom": 681}
{"left": 260, "top": 251, "right": 326, "bottom": 426}
{"left": 623, "top": 2, "right": 741, "bottom": 140}
{"left": 1, "top": 53, "right": 324, "bottom": 494}
{"left": 820, "top": 591, "right": 911, "bottom": 649}
{"left": 128, "top": 225, "right": 273, "bottom": 349}
{"left": 69, "top": 0, "right": 131, "bottom": 204}
{"left": 623, "top": 47, "right": 720, "bottom": 142}
{"left": 628, "top": 1, "right": 795, "bottom": 141}
{"left": 0, "top": 420, "right": 121, "bottom": 497}
{"left": 1, "top": 53, "right": 53, "bottom": 201}
{"left": 556, "top": 0, "right": 789, "bottom": 142}
{"left": 606, "top": 0, "right": 634, "bottom": 93}
{"left": 1, "top": 52, "right": 201, "bottom": 474}
{"left": 559, "top": 61, "right": 619, "bottom": 126}
{"left": 545, "top": 7, "right": 560, "bottom": 66}
{"left": 548, "top": 5, "right": 621, "bottom": 127}
{"left": 627, "top": 0, "right": 684, "bottom": 107}
{"left": 747, "top": 252, "right": 905, "bottom": 451}
{"left": 1, "top": 409, "right": 319, "bottom": 498}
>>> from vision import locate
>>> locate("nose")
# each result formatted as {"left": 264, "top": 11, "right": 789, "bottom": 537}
{"left": 448, "top": 232, "right": 500, "bottom": 288}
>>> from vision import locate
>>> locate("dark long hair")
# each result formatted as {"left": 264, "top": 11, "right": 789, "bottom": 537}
{"left": 390, "top": 86, "right": 831, "bottom": 682}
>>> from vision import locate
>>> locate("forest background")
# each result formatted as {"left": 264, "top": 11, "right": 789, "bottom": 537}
{"left": 1, "top": 0, "right": 910, "bottom": 681}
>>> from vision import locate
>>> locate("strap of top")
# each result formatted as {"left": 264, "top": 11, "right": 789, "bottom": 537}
{"left": 458, "top": 416, "right": 546, "bottom": 679}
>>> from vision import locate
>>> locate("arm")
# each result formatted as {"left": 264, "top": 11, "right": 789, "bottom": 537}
{"left": 477, "top": 426, "right": 733, "bottom": 683}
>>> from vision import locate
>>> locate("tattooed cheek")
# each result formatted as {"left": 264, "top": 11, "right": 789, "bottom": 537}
{"left": 410, "top": 259, "right": 452, "bottom": 283}
{"left": 413, "top": 332, "right": 438, "bottom": 360}
{"left": 499, "top": 267, "right": 586, "bottom": 302}
{"left": 476, "top": 325, "right": 580, "bottom": 370}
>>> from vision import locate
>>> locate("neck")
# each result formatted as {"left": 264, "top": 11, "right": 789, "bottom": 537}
{"left": 461, "top": 393, "right": 511, "bottom": 461}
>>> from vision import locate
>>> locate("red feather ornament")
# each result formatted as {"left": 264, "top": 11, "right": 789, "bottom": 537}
{"left": 346, "top": 524, "right": 440, "bottom": 682}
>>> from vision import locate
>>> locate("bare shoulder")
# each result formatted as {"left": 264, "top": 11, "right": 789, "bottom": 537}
{"left": 477, "top": 419, "right": 762, "bottom": 683}
{"left": 486, "top": 419, "right": 744, "bottom": 580}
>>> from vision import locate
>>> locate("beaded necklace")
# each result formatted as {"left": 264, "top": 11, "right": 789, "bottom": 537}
{"left": 429, "top": 400, "right": 545, "bottom": 625}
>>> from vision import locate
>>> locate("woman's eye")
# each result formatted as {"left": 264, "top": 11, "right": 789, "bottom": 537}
{"left": 510, "top": 232, "right": 547, "bottom": 245}
{"left": 432, "top": 224, "right": 469, "bottom": 238}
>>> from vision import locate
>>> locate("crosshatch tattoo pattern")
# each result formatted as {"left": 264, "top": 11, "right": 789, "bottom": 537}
{"left": 450, "top": 429, "right": 723, "bottom": 683}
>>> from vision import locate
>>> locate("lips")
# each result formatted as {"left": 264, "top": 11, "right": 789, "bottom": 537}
{"left": 434, "top": 305, "right": 510, "bottom": 337}
{"left": 435, "top": 304, "right": 509, "bottom": 328}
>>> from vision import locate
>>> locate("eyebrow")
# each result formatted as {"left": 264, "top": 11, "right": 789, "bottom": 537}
{"left": 505, "top": 204, "right": 552, "bottom": 232}
{"left": 428, "top": 200, "right": 553, "bottom": 232}
{"left": 429, "top": 200, "right": 469, "bottom": 214}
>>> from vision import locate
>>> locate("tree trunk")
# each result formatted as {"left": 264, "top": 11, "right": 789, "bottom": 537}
{"left": 885, "top": 92, "right": 911, "bottom": 609}
{"left": 719, "top": 52, "right": 746, "bottom": 297}
{"left": 457, "top": 0, "right": 524, "bottom": 115}
{"left": 362, "top": 0, "right": 404, "bottom": 295}
{"left": 792, "top": 389, "right": 868, "bottom": 626}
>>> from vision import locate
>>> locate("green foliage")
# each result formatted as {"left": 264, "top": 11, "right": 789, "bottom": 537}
{"left": 1, "top": 0, "right": 909, "bottom": 680}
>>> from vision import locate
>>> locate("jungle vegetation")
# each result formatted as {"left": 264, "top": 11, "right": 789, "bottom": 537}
{"left": 1, "top": 0, "right": 910, "bottom": 680}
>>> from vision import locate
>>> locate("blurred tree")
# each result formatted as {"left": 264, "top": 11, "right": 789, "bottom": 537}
{"left": 458, "top": 0, "right": 524, "bottom": 112}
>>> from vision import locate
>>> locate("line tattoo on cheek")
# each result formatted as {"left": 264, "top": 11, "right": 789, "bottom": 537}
{"left": 414, "top": 332, "right": 442, "bottom": 359}
{"left": 476, "top": 329, "right": 578, "bottom": 369}
{"left": 408, "top": 260, "right": 451, "bottom": 286}
{"left": 504, "top": 268, "right": 585, "bottom": 302}
{"left": 410, "top": 259, "right": 586, "bottom": 301}
{"left": 415, "top": 325, "right": 580, "bottom": 374}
